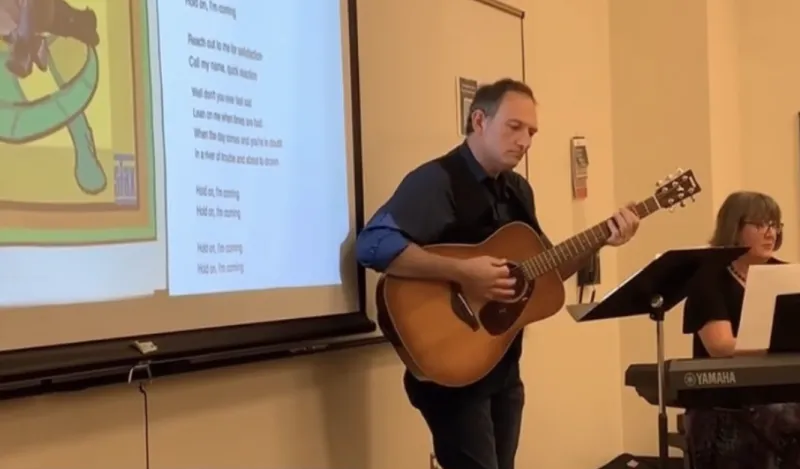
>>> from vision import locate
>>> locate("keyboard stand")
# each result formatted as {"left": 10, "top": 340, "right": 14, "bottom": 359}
{"left": 648, "top": 294, "right": 669, "bottom": 468}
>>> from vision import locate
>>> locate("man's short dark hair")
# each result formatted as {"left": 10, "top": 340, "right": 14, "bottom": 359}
{"left": 465, "top": 78, "right": 536, "bottom": 134}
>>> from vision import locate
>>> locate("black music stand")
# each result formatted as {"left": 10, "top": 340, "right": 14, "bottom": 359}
{"left": 567, "top": 246, "right": 748, "bottom": 469}
{"left": 769, "top": 293, "right": 800, "bottom": 353}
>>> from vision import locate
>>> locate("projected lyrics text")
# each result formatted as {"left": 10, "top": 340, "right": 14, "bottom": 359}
{"left": 184, "top": 0, "right": 238, "bottom": 21}
{"left": 185, "top": 28, "right": 282, "bottom": 166}
{"left": 189, "top": 87, "right": 282, "bottom": 167}
{"left": 195, "top": 184, "right": 244, "bottom": 276}
{"left": 186, "top": 32, "right": 261, "bottom": 80}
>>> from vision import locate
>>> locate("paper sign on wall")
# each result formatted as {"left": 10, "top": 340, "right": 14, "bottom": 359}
{"left": 571, "top": 136, "right": 589, "bottom": 200}
{"left": 457, "top": 77, "right": 478, "bottom": 136}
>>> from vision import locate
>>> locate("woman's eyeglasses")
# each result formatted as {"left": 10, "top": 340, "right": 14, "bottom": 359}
{"left": 743, "top": 220, "right": 783, "bottom": 233}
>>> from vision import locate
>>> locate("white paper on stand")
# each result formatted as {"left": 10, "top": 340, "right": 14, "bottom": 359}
{"left": 737, "top": 263, "right": 800, "bottom": 351}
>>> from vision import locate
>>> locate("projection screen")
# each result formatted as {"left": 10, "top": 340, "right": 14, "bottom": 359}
{"left": 0, "top": 0, "right": 363, "bottom": 352}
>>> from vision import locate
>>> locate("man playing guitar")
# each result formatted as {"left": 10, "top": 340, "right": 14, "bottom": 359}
{"left": 356, "top": 78, "right": 639, "bottom": 469}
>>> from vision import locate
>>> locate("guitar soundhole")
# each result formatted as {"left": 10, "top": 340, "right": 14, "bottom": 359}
{"left": 478, "top": 263, "right": 534, "bottom": 336}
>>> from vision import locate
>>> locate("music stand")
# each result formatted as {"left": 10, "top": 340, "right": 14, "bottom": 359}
{"left": 567, "top": 246, "right": 748, "bottom": 469}
{"left": 769, "top": 293, "right": 800, "bottom": 354}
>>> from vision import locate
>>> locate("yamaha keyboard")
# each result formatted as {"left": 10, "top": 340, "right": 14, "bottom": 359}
{"left": 626, "top": 353, "right": 800, "bottom": 408}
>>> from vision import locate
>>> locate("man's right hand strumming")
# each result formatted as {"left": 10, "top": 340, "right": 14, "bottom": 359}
{"left": 457, "top": 256, "right": 516, "bottom": 301}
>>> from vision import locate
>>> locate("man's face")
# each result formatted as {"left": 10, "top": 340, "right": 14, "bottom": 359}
{"left": 475, "top": 91, "right": 538, "bottom": 172}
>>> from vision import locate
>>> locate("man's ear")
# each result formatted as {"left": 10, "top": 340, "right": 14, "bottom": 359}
{"left": 471, "top": 109, "right": 487, "bottom": 133}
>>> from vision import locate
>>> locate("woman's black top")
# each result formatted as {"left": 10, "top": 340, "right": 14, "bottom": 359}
{"left": 682, "top": 258, "right": 782, "bottom": 358}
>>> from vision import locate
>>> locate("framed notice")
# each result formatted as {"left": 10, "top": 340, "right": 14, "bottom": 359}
{"left": 457, "top": 77, "right": 479, "bottom": 136}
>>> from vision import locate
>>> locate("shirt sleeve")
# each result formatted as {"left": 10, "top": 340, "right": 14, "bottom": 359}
{"left": 682, "top": 268, "right": 732, "bottom": 334}
{"left": 355, "top": 163, "right": 454, "bottom": 272}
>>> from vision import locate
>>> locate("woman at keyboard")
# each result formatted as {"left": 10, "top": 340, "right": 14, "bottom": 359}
{"left": 683, "top": 191, "right": 799, "bottom": 469}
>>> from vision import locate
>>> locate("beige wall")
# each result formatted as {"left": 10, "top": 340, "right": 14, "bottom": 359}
{"left": 2, "top": 1, "right": 799, "bottom": 468}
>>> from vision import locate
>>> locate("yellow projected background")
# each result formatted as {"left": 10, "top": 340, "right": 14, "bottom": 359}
{"left": 0, "top": 0, "right": 156, "bottom": 245}
{"left": 5, "top": 1, "right": 116, "bottom": 203}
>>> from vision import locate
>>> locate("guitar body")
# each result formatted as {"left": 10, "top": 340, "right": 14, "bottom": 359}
{"left": 376, "top": 222, "right": 566, "bottom": 387}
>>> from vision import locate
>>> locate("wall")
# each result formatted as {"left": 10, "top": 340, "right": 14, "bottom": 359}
{"left": 611, "top": 0, "right": 715, "bottom": 454}
{"left": 615, "top": 0, "right": 800, "bottom": 454}
{"left": 4, "top": 0, "right": 799, "bottom": 468}
{"left": 518, "top": 0, "right": 623, "bottom": 466}
{"left": 738, "top": 1, "right": 800, "bottom": 232}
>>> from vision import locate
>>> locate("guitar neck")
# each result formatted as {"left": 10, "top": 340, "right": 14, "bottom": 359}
{"left": 522, "top": 197, "right": 661, "bottom": 278}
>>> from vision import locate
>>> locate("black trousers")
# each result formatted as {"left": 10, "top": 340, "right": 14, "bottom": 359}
{"left": 404, "top": 363, "right": 525, "bottom": 469}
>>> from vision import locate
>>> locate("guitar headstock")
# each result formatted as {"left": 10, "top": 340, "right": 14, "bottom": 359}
{"left": 654, "top": 168, "right": 701, "bottom": 210}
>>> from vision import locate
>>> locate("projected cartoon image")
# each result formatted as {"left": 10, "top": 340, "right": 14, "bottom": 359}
{"left": 0, "top": 0, "right": 156, "bottom": 246}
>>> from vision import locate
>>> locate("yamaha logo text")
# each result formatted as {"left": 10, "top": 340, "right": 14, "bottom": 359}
{"left": 683, "top": 370, "right": 737, "bottom": 387}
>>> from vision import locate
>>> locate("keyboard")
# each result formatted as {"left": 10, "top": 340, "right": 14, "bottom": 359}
{"left": 625, "top": 354, "right": 800, "bottom": 408}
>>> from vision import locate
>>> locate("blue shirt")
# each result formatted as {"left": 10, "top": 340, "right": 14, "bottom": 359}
{"left": 356, "top": 143, "right": 539, "bottom": 272}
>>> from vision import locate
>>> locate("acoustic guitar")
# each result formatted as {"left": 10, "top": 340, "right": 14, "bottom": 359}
{"left": 375, "top": 169, "right": 701, "bottom": 387}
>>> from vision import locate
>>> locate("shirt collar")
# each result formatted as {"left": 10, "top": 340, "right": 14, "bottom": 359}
{"left": 459, "top": 141, "right": 510, "bottom": 190}
{"left": 459, "top": 141, "right": 494, "bottom": 182}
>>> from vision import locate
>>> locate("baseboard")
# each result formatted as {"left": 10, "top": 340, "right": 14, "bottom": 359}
{"left": 598, "top": 453, "right": 685, "bottom": 469}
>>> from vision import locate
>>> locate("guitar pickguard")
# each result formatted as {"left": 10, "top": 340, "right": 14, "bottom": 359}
{"left": 449, "top": 284, "right": 481, "bottom": 331}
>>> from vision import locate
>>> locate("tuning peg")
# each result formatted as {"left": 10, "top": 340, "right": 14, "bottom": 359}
{"left": 676, "top": 167, "right": 683, "bottom": 173}
{"left": 656, "top": 180, "right": 663, "bottom": 186}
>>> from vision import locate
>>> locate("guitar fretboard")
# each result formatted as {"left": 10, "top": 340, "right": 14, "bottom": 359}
{"left": 517, "top": 197, "right": 661, "bottom": 279}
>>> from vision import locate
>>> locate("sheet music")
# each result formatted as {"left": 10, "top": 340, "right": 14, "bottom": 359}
{"left": 737, "top": 264, "right": 800, "bottom": 350}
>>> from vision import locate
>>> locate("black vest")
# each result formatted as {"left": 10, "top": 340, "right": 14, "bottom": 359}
{"left": 436, "top": 146, "right": 543, "bottom": 243}
{"left": 403, "top": 147, "right": 540, "bottom": 396}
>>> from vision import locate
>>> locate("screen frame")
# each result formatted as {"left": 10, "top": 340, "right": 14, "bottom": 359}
{"left": 0, "top": 0, "right": 375, "bottom": 400}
